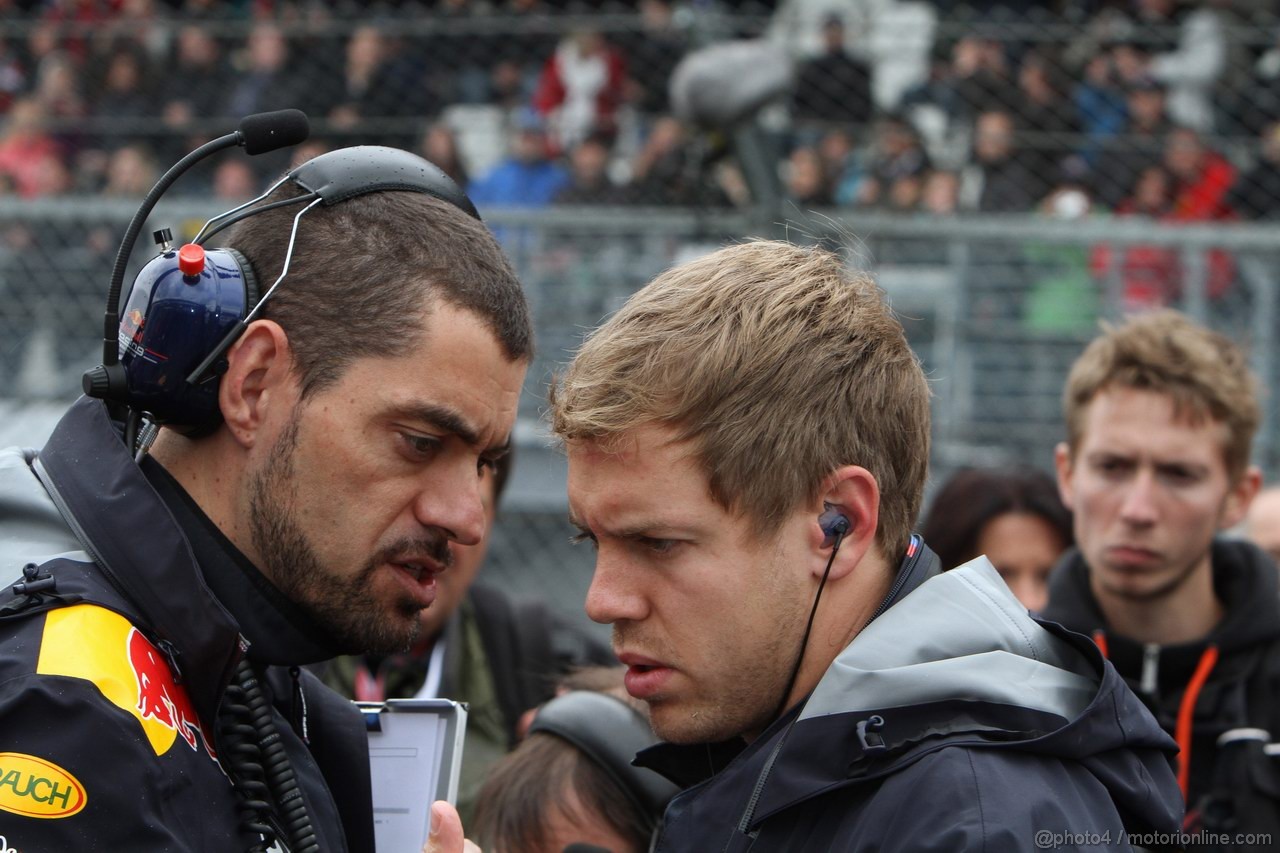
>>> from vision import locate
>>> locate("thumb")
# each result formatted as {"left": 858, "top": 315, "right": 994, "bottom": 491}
{"left": 423, "top": 801, "right": 465, "bottom": 853}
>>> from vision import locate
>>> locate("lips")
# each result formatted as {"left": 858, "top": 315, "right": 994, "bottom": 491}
{"left": 618, "top": 652, "right": 674, "bottom": 700}
{"left": 387, "top": 557, "right": 444, "bottom": 607}
{"left": 1106, "top": 545, "right": 1160, "bottom": 568}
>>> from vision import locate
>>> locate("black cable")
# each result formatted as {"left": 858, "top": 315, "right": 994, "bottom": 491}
{"left": 234, "top": 660, "right": 320, "bottom": 853}
{"left": 773, "top": 530, "right": 845, "bottom": 723}
{"left": 218, "top": 668, "right": 278, "bottom": 853}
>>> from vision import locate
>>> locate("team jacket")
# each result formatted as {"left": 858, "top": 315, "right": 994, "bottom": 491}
{"left": 638, "top": 546, "right": 1185, "bottom": 852}
{"left": 0, "top": 398, "right": 374, "bottom": 852}
{"left": 1043, "top": 542, "right": 1280, "bottom": 850}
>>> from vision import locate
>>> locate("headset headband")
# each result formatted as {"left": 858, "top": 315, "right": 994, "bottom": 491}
{"left": 290, "top": 145, "right": 480, "bottom": 217}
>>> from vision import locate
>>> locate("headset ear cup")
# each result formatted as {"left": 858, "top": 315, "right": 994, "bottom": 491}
{"left": 222, "top": 247, "right": 260, "bottom": 309}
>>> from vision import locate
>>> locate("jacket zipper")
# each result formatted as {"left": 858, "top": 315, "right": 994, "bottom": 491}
{"left": 1140, "top": 643, "right": 1160, "bottom": 697}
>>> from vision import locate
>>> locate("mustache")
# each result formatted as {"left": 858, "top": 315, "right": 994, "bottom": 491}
{"left": 374, "top": 535, "right": 454, "bottom": 570}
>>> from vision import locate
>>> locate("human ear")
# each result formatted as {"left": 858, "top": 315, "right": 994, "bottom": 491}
{"left": 1221, "top": 465, "right": 1263, "bottom": 530}
{"left": 218, "top": 319, "right": 295, "bottom": 449}
{"left": 1054, "top": 442, "right": 1076, "bottom": 511}
{"left": 811, "top": 466, "right": 880, "bottom": 581}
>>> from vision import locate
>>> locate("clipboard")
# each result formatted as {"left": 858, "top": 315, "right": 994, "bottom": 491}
{"left": 358, "top": 698, "right": 468, "bottom": 852}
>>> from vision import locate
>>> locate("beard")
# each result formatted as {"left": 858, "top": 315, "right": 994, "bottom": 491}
{"left": 247, "top": 417, "right": 449, "bottom": 655}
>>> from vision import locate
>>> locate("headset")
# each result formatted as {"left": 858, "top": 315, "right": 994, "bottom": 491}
{"left": 82, "top": 109, "right": 479, "bottom": 443}
{"left": 528, "top": 690, "right": 680, "bottom": 822}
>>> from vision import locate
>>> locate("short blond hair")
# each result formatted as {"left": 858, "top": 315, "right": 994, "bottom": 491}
{"left": 1063, "top": 310, "right": 1259, "bottom": 479}
{"left": 550, "top": 240, "right": 930, "bottom": 559}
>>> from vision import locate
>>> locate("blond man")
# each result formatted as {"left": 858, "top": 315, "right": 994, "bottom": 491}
{"left": 430, "top": 240, "right": 1181, "bottom": 852}
{"left": 1045, "top": 310, "right": 1280, "bottom": 844}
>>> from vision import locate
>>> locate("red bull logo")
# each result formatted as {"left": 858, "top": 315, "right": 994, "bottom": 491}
{"left": 36, "top": 604, "right": 219, "bottom": 762}
{"left": 121, "top": 308, "right": 146, "bottom": 344}
{"left": 127, "top": 629, "right": 216, "bottom": 760}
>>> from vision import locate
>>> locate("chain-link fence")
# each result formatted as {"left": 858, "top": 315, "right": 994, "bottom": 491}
{"left": 5, "top": 4, "right": 1280, "bottom": 217}
{"left": 6, "top": 3, "right": 1280, "bottom": 628}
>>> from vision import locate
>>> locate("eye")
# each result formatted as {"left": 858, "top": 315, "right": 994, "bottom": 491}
{"left": 1158, "top": 466, "right": 1198, "bottom": 486}
{"left": 478, "top": 456, "right": 499, "bottom": 476}
{"left": 637, "top": 536, "right": 679, "bottom": 556}
{"left": 399, "top": 433, "right": 442, "bottom": 460}
{"left": 1093, "top": 457, "right": 1132, "bottom": 479}
{"left": 570, "top": 530, "right": 598, "bottom": 550}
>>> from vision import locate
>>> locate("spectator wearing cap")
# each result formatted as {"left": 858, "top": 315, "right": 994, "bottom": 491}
{"left": 468, "top": 108, "right": 570, "bottom": 210}
{"left": 1091, "top": 76, "right": 1172, "bottom": 210}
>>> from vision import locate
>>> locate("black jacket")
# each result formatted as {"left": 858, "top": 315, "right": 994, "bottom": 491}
{"left": 0, "top": 398, "right": 373, "bottom": 852}
{"left": 1043, "top": 542, "right": 1280, "bottom": 848}
{"left": 638, "top": 544, "right": 1184, "bottom": 852}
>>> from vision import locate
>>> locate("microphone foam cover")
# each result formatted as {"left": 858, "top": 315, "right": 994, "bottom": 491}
{"left": 239, "top": 109, "right": 310, "bottom": 155}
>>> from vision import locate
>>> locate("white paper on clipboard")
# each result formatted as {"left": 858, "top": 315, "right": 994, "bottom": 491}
{"left": 358, "top": 698, "right": 468, "bottom": 852}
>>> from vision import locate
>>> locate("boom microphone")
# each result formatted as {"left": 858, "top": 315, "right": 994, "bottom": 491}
{"left": 238, "top": 109, "right": 310, "bottom": 156}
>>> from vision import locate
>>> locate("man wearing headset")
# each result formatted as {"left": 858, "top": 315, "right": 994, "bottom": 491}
{"left": 0, "top": 150, "right": 531, "bottom": 850}
{"left": 430, "top": 240, "right": 1183, "bottom": 852}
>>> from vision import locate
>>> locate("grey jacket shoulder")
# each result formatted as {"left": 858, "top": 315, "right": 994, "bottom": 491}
{"left": 0, "top": 445, "right": 85, "bottom": 582}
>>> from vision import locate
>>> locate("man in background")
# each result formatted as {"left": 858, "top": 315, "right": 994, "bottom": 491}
{"left": 1045, "top": 310, "right": 1280, "bottom": 846}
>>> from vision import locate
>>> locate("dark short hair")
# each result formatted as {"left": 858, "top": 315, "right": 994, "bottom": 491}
{"left": 224, "top": 181, "right": 532, "bottom": 397}
{"left": 920, "top": 467, "right": 1072, "bottom": 571}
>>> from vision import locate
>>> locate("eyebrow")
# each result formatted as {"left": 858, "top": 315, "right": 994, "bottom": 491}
{"left": 566, "top": 513, "right": 686, "bottom": 540}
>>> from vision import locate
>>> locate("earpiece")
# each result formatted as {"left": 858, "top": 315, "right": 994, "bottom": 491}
{"left": 819, "top": 502, "right": 851, "bottom": 549}
{"left": 84, "top": 120, "right": 479, "bottom": 436}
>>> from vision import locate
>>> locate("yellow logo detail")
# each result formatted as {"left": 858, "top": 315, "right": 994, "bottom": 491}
{"left": 0, "top": 753, "right": 86, "bottom": 818}
{"left": 36, "top": 605, "right": 178, "bottom": 756}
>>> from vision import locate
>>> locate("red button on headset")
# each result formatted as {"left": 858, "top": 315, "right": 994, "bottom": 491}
{"left": 178, "top": 243, "right": 206, "bottom": 276}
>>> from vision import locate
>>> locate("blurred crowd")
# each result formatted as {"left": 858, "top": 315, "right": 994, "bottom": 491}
{"left": 0, "top": 0, "right": 1278, "bottom": 220}
{"left": 3, "top": 0, "right": 1280, "bottom": 338}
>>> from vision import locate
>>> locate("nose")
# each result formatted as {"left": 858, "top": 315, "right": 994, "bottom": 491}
{"left": 411, "top": 460, "right": 486, "bottom": 547}
{"left": 1118, "top": 470, "right": 1159, "bottom": 527}
{"left": 584, "top": 549, "right": 648, "bottom": 626}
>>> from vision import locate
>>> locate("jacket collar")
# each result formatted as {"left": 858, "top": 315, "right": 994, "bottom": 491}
{"left": 36, "top": 398, "right": 242, "bottom": 726}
